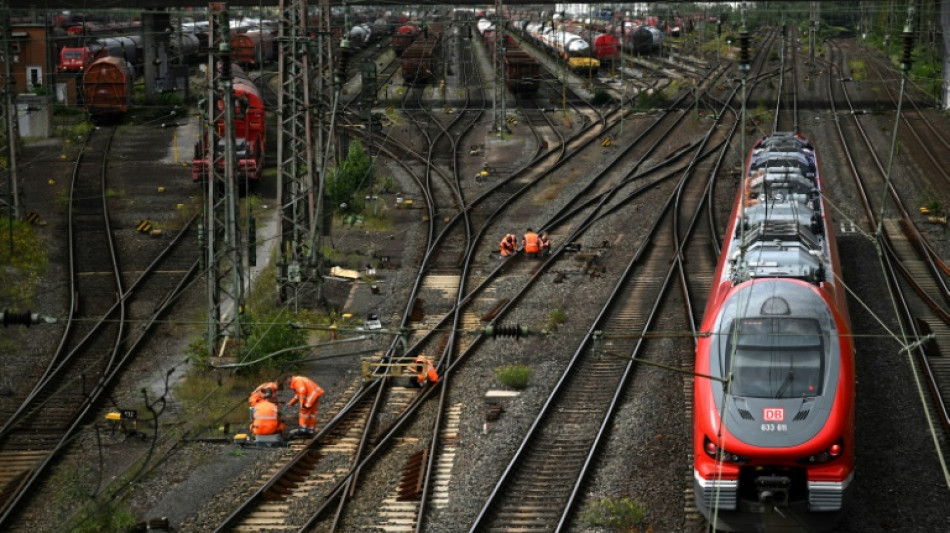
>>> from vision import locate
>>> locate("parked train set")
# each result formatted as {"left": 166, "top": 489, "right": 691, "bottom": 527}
{"left": 477, "top": 20, "right": 540, "bottom": 96}
{"left": 693, "top": 132, "right": 854, "bottom": 532}
{"left": 191, "top": 62, "right": 267, "bottom": 185}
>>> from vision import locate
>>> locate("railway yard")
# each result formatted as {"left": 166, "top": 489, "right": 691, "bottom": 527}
{"left": 3, "top": 6, "right": 950, "bottom": 533}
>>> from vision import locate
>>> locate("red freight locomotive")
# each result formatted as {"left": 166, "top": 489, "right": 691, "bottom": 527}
{"left": 192, "top": 64, "right": 266, "bottom": 184}
{"left": 693, "top": 132, "right": 854, "bottom": 532}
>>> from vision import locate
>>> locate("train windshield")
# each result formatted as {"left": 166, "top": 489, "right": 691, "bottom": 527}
{"left": 64, "top": 51, "right": 83, "bottom": 58}
{"left": 723, "top": 318, "right": 824, "bottom": 398}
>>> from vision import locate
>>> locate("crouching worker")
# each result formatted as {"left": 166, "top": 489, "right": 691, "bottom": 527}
{"left": 283, "top": 375, "right": 324, "bottom": 437}
{"left": 499, "top": 233, "right": 517, "bottom": 257}
{"left": 407, "top": 355, "right": 439, "bottom": 388}
{"left": 249, "top": 381, "right": 280, "bottom": 407}
{"left": 249, "top": 398, "right": 285, "bottom": 447}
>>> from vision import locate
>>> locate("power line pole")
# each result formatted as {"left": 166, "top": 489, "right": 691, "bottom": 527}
{"left": 203, "top": 2, "right": 245, "bottom": 359}
{"left": 492, "top": 0, "right": 508, "bottom": 135}
{"left": 1, "top": 1, "right": 22, "bottom": 257}
{"left": 276, "top": 0, "right": 323, "bottom": 309}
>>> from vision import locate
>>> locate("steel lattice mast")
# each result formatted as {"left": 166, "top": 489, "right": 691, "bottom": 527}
{"left": 1, "top": 1, "right": 22, "bottom": 250}
{"left": 204, "top": 2, "right": 245, "bottom": 358}
{"left": 276, "top": 0, "right": 324, "bottom": 307}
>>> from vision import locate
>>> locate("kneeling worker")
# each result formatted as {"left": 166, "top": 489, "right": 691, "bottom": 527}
{"left": 523, "top": 228, "right": 540, "bottom": 258}
{"left": 249, "top": 381, "right": 281, "bottom": 407}
{"left": 499, "top": 233, "right": 517, "bottom": 257}
{"left": 249, "top": 398, "right": 285, "bottom": 442}
{"left": 407, "top": 355, "right": 439, "bottom": 388}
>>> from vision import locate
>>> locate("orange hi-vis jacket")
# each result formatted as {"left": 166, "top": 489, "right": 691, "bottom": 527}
{"left": 499, "top": 234, "right": 516, "bottom": 256}
{"left": 249, "top": 381, "right": 279, "bottom": 406}
{"left": 250, "top": 400, "right": 284, "bottom": 435}
{"left": 523, "top": 231, "right": 540, "bottom": 254}
{"left": 287, "top": 376, "right": 324, "bottom": 409}
{"left": 414, "top": 356, "right": 439, "bottom": 386}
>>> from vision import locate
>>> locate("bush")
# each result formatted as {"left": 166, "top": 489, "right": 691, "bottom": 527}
{"left": 239, "top": 309, "right": 309, "bottom": 370}
{"left": 495, "top": 363, "right": 530, "bottom": 389}
{"left": 580, "top": 496, "right": 648, "bottom": 531}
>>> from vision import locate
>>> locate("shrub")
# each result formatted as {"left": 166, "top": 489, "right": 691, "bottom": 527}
{"left": 239, "top": 309, "right": 309, "bottom": 370}
{"left": 580, "top": 496, "right": 648, "bottom": 531}
{"left": 495, "top": 363, "right": 530, "bottom": 389}
{"left": 545, "top": 307, "right": 567, "bottom": 333}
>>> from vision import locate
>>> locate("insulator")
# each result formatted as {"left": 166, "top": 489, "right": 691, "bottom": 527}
{"left": 900, "top": 30, "right": 914, "bottom": 71}
{"left": 198, "top": 222, "right": 206, "bottom": 271}
{"left": 248, "top": 217, "right": 257, "bottom": 267}
{"left": 2, "top": 310, "right": 35, "bottom": 327}
{"left": 739, "top": 30, "right": 751, "bottom": 67}
{"left": 334, "top": 42, "right": 353, "bottom": 88}
{"left": 488, "top": 324, "right": 527, "bottom": 339}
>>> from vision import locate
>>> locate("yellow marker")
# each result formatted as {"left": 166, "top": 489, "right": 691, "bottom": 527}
{"left": 106, "top": 412, "right": 122, "bottom": 421}
{"left": 48, "top": 179, "right": 55, "bottom": 185}
{"left": 177, "top": 203, "right": 184, "bottom": 210}
{"left": 158, "top": 186, "right": 165, "bottom": 193}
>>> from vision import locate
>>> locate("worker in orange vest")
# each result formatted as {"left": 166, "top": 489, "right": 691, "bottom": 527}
{"left": 499, "top": 233, "right": 517, "bottom": 257}
{"left": 283, "top": 375, "right": 325, "bottom": 436}
{"left": 539, "top": 231, "right": 551, "bottom": 257}
{"left": 407, "top": 355, "right": 439, "bottom": 388}
{"left": 249, "top": 398, "right": 285, "bottom": 437}
{"left": 248, "top": 381, "right": 281, "bottom": 407}
{"left": 523, "top": 228, "right": 540, "bottom": 258}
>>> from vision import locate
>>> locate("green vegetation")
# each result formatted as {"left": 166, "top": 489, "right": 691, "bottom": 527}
{"left": 920, "top": 191, "right": 944, "bottom": 215}
{"left": 580, "top": 496, "right": 649, "bottom": 532}
{"left": 544, "top": 307, "right": 568, "bottom": 333}
{"left": 69, "top": 502, "right": 137, "bottom": 533}
{"left": 495, "top": 363, "right": 531, "bottom": 389}
{"left": 0, "top": 219, "right": 49, "bottom": 306}
{"left": 326, "top": 140, "right": 376, "bottom": 217}
{"left": 847, "top": 59, "right": 867, "bottom": 81}
{"left": 238, "top": 308, "right": 310, "bottom": 370}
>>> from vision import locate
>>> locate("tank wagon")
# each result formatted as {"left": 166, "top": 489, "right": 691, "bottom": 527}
{"left": 693, "top": 132, "right": 854, "bottom": 532}
{"left": 230, "top": 30, "right": 276, "bottom": 67}
{"left": 521, "top": 21, "right": 599, "bottom": 73}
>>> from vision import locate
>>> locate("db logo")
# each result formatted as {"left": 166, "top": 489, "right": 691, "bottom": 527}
{"left": 763, "top": 408, "right": 785, "bottom": 422}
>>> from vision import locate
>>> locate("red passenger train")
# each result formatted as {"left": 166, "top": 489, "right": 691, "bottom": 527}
{"left": 192, "top": 64, "right": 266, "bottom": 185}
{"left": 693, "top": 132, "right": 854, "bottom": 532}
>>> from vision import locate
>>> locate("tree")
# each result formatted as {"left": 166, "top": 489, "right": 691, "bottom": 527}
{"left": 326, "top": 140, "right": 374, "bottom": 215}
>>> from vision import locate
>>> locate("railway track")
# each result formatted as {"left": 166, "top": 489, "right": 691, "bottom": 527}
{"left": 0, "top": 126, "right": 200, "bottom": 525}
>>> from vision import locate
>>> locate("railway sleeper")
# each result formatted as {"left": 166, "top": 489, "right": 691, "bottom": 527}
{"left": 397, "top": 449, "right": 428, "bottom": 501}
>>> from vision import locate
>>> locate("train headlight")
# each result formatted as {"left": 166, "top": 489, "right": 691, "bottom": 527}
{"left": 799, "top": 438, "right": 844, "bottom": 464}
{"left": 704, "top": 436, "right": 749, "bottom": 464}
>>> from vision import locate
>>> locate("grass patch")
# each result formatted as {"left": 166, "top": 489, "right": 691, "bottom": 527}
{"left": 69, "top": 501, "right": 137, "bottom": 533}
{"left": 0, "top": 219, "right": 49, "bottom": 306}
{"left": 847, "top": 58, "right": 867, "bottom": 81}
{"left": 544, "top": 307, "right": 567, "bottom": 333}
{"left": 495, "top": 363, "right": 531, "bottom": 389}
{"left": 580, "top": 496, "right": 649, "bottom": 531}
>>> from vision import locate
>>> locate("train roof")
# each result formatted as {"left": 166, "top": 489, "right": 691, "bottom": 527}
{"left": 728, "top": 132, "right": 827, "bottom": 285}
